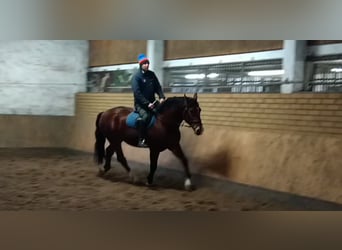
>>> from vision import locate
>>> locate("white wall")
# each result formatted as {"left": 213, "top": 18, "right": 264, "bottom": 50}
{"left": 0, "top": 40, "right": 89, "bottom": 116}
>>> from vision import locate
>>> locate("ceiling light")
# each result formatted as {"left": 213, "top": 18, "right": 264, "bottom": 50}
{"left": 247, "top": 69, "right": 284, "bottom": 76}
{"left": 331, "top": 68, "right": 342, "bottom": 73}
{"left": 207, "top": 73, "right": 219, "bottom": 79}
{"left": 185, "top": 74, "right": 205, "bottom": 79}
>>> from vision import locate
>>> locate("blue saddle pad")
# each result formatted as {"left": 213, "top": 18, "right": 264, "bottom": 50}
{"left": 126, "top": 112, "right": 156, "bottom": 128}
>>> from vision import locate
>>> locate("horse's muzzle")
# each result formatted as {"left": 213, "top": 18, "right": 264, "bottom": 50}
{"left": 193, "top": 124, "right": 204, "bottom": 135}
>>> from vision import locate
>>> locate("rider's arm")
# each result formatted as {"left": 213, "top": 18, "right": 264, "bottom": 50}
{"left": 132, "top": 75, "right": 150, "bottom": 107}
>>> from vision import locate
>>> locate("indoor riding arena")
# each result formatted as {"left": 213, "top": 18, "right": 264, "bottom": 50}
{"left": 1, "top": 40, "right": 342, "bottom": 211}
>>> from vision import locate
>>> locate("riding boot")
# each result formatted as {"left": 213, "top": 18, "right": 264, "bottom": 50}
{"left": 136, "top": 119, "right": 148, "bottom": 147}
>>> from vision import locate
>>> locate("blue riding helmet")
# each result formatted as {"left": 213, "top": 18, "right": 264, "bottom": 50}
{"left": 138, "top": 53, "right": 149, "bottom": 65}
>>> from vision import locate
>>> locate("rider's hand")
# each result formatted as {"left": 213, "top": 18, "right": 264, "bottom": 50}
{"left": 159, "top": 98, "right": 165, "bottom": 104}
{"left": 148, "top": 103, "right": 154, "bottom": 109}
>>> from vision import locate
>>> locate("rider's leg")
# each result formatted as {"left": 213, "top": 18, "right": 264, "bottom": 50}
{"left": 136, "top": 107, "right": 151, "bottom": 147}
{"left": 136, "top": 118, "right": 148, "bottom": 147}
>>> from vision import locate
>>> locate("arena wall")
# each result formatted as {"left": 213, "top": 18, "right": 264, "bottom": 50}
{"left": 164, "top": 40, "right": 283, "bottom": 60}
{"left": 88, "top": 40, "right": 282, "bottom": 66}
{"left": 0, "top": 115, "right": 72, "bottom": 148}
{"left": 89, "top": 40, "right": 147, "bottom": 66}
{"left": 88, "top": 40, "right": 342, "bottom": 66}
{"left": 307, "top": 40, "right": 342, "bottom": 46}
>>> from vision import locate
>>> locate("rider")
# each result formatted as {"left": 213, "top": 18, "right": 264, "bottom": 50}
{"left": 132, "top": 53, "right": 165, "bottom": 147}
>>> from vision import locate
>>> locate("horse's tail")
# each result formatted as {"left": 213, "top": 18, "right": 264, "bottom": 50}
{"left": 94, "top": 112, "right": 105, "bottom": 164}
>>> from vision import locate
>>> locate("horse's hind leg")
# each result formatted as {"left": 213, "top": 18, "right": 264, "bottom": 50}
{"left": 115, "top": 143, "right": 137, "bottom": 183}
{"left": 103, "top": 144, "right": 115, "bottom": 173}
{"left": 115, "top": 143, "right": 131, "bottom": 173}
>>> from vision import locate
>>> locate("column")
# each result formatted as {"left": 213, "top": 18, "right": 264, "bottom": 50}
{"left": 281, "top": 40, "right": 306, "bottom": 93}
{"left": 146, "top": 40, "right": 165, "bottom": 86}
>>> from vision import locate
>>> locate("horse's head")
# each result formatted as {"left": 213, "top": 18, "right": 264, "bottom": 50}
{"left": 183, "top": 93, "right": 204, "bottom": 135}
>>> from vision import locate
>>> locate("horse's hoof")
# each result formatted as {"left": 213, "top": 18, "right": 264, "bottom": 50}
{"left": 145, "top": 182, "right": 156, "bottom": 188}
{"left": 185, "top": 184, "right": 196, "bottom": 191}
{"left": 184, "top": 184, "right": 194, "bottom": 191}
{"left": 97, "top": 170, "right": 104, "bottom": 177}
{"left": 184, "top": 178, "right": 196, "bottom": 191}
{"left": 97, "top": 166, "right": 110, "bottom": 177}
{"left": 129, "top": 171, "right": 137, "bottom": 183}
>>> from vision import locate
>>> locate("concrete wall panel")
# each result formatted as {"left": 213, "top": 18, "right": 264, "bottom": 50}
{"left": 0, "top": 40, "right": 89, "bottom": 116}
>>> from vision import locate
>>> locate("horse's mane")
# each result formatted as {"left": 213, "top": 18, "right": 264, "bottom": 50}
{"left": 157, "top": 97, "right": 185, "bottom": 114}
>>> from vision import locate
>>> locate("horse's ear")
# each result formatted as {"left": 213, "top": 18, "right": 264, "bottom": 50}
{"left": 193, "top": 93, "right": 197, "bottom": 100}
{"left": 184, "top": 94, "right": 188, "bottom": 106}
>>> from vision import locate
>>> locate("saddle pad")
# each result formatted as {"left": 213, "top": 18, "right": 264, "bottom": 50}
{"left": 126, "top": 112, "right": 156, "bottom": 128}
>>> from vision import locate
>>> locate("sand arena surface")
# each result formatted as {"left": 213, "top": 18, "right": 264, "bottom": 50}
{"left": 0, "top": 148, "right": 341, "bottom": 211}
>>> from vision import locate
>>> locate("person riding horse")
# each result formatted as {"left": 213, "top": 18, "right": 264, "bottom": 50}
{"left": 131, "top": 53, "right": 165, "bottom": 147}
{"left": 94, "top": 93, "right": 203, "bottom": 190}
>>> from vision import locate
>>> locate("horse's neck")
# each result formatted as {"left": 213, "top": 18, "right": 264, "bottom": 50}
{"left": 158, "top": 106, "right": 184, "bottom": 128}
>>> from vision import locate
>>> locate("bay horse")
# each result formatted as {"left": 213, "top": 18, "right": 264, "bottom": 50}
{"left": 94, "top": 93, "right": 204, "bottom": 190}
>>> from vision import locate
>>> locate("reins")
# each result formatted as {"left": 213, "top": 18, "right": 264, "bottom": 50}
{"left": 181, "top": 108, "right": 193, "bottom": 128}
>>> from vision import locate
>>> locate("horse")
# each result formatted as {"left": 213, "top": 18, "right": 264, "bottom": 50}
{"left": 93, "top": 93, "right": 204, "bottom": 190}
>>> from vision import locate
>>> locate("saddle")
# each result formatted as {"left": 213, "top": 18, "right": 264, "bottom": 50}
{"left": 126, "top": 111, "right": 156, "bottom": 129}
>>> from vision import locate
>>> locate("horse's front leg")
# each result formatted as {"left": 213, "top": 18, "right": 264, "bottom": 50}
{"left": 169, "top": 143, "right": 193, "bottom": 191}
{"left": 147, "top": 149, "right": 160, "bottom": 186}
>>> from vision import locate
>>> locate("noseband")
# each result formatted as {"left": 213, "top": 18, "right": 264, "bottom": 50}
{"left": 182, "top": 106, "right": 202, "bottom": 131}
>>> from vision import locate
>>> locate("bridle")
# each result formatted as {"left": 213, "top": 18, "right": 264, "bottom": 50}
{"left": 156, "top": 96, "right": 203, "bottom": 134}
{"left": 182, "top": 103, "right": 203, "bottom": 134}
{"left": 180, "top": 121, "right": 191, "bottom": 128}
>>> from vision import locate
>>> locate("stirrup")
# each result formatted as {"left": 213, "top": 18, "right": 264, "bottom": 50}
{"left": 137, "top": 139, "right": 148, "bottom": 148}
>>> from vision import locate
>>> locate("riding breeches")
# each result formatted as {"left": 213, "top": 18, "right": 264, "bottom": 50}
{"left": 135, "top": 105, "right": 152, "bottom": 127}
